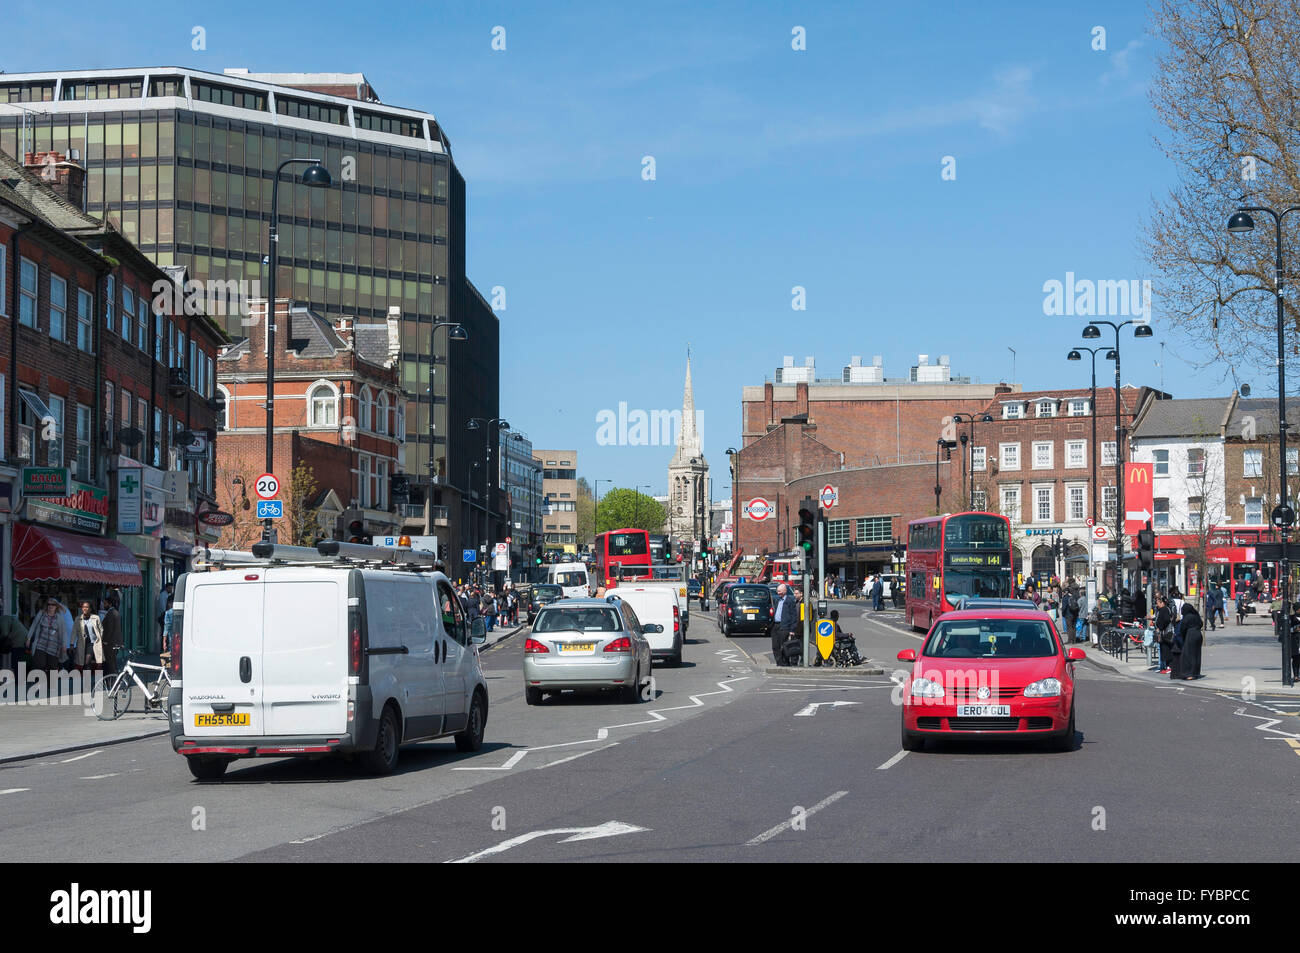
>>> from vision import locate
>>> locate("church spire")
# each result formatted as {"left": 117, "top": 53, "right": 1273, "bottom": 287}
{"left": 680, "top": 350, "right": 699, "bottom": 452}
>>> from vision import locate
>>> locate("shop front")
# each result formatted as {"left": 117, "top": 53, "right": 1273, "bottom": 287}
{"left": 9, "top": 521, "right": 141, "bottom": 629}
{"left": 114, "top": 461, "right": 170, "bottom": 653}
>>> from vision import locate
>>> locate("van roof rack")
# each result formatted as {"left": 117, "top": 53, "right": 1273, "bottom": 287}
{"left": 189, "top": 540, "right": 444, "bottom": 573}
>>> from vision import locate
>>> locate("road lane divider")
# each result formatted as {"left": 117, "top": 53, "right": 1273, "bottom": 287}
{"left": 746, "top": 790, "right": 848, "bottom": 846}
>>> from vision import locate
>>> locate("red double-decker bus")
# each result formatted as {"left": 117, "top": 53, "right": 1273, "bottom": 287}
{"left": 594, "top": 528, "right": 654, "bottom": 588}
{"left": 905, "top": 512, "right": 1014, "bottom": 631}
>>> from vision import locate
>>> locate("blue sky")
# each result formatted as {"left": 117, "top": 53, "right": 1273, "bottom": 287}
{"left": 7, "top": 0, "right": 1212, "bottom": 496}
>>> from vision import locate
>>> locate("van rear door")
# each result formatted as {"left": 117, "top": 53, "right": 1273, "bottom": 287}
{"left": 261, "top": 570, "right": 348, "bottom": 736}
{"left": 183, "top": 572, "right": 265, "bottom": 736}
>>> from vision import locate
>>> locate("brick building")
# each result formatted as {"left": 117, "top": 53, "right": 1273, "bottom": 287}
{"left": 534, "top": 450, "right": 578, "bottom": 554}
{"left": 1, "top": 149, "right": 223, "bottom": 651}
{"left": 215, "top": 298, "right": 405, "bottom": 547}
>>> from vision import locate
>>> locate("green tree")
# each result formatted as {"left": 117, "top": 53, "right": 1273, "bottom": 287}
{"left": 576, "top": 477, "right": 595, "bottom": 547}
{"left": 596, "top": 487, "right": 665, "bottom": 534}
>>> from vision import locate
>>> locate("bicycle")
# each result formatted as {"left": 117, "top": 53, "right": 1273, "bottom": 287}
{"left": 1099, "top": 620, "right": 1146, "bottom": 661}
{"left": 94, "top": 655, "right": 172, "bottom": 720}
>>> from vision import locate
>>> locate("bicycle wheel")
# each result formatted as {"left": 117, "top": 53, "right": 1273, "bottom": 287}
{"left": 1100, "top": 628, "right": 1124, "bottom": 654}
{"left": 149, "top": 674, "right": 172, "bottom": 712}
{"left": 95, "top": 673, "right": 132, "bottom": 720}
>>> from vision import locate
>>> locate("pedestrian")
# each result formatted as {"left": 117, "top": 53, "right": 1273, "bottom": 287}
{"left": 0, "top": 604, "right": 26, "bottom": 676}
{"left": 156, "top": 582, "right": 174, "bottom": 652}
{"left": 771, "top": 583, "right": 798, "bottom": 665}
{"left": 1176, "top": 602, "right": 1204, "bottom": 680}
{"left": 73, "top": 600, "right": 104, "bottom": 674}
{"left": 1214, "top": 584, "right": 1228, "bottom": 629}
{"left": 1236, "top": 590, "right": 1249, "bottom": 626}
{"left": 1063, "top": 586, "right": 1080, "bottom": 642}
{"left": 871, "top": 574, "right": 884, "bottom": 612}
{"left": 1206, "top": 584, "right": 1222, "bottom": 631}
{"left": 26, "top": 597, "right": 73, "bottom": 674}
{"left": 482, "top": 592, "right": 498, "bottom": 633}
{"left": 1154, "top": 594, "right": 1174, "bottom": 674}
{"left": 100, "top": 596, "right": 122, "bottom": 676}
{"left": 161, "top": 595, "right": 175, "bottom": 654}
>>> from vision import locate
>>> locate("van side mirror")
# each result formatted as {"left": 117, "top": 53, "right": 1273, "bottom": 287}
{"left": 470, "top": 617, "right": 487, "bottom": 644}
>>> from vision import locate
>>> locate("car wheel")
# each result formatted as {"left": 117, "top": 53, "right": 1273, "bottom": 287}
{"left": 187, "top": 756, "right": 230, "bottom": 780}
{"left": 361, "top": 705, "right": 401, "bottom": 775}
{"left": 901, "top": 719, "right": 925, "bottom": 752}
{"left": 670, "top": 650, "right": 683, "bottom": 667}
{"left": 620, "top": 665, "right": 640, "bottom": 704}
{"left": 455, "top": 691, "right": 487, "bottom": 752}
{"left": 525, "top": 685, "right": 542, "bottom": 706}
{"left": 722, "top": 623, "right": 731, "bottom": 637}
{"left": 1051, "top": 706, "right": 1076, "bottom": 752}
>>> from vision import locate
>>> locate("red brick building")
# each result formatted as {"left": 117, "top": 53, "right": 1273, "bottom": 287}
{"left": 216, "top": 298, "right": 404, "bottom": 544}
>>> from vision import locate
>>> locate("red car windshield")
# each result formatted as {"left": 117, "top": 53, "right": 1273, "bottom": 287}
{"left": 925, "top": 619, "right": 1058, "bottom": 659}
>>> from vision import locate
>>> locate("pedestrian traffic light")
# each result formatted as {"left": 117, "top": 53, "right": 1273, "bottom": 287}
{"left": 1137, "top": 524, "right": 1156, "bottom": 571}
{"left": 797, "top": 499, "right": 816, "bottom": 554}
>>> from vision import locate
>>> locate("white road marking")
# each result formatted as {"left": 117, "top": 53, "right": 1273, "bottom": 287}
{"left": 448, "top": 820, "right": 650, "bottom": 863}
{"left": 794, "top": 701, "right": 861, "bottom": 717}
{"left": 746, "top": 791, "right": 849, "bottom": 846}
{"left": 539, "top": 743, "right": 618, "bottom": 768}
{"left": 877, "top": 750, "right": 910, "bottom": 770}
{"left": 59, "top": 750, "right": 100, "bottom": 763}
{"left": 760, "top": 684, "right": 890, "bottom": 693}
{"left": 1233, "top": 706, "right": 1300, "bottom": 739}
{"left": 451, "top": 750, "right": 527, "bottom": 771}
{"left": 0, "top": 788, "right": 30, "bottom": 795}
{"left": 79, "top": 773, "right": 119, "bottom": 780}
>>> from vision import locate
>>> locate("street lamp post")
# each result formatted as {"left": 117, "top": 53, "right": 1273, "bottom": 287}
{"left": 1081, "top": 319, "right": 1153, "bottom": 585}
{"left": 1068, "top": 345, "right": 1117, "bottom": 530}
{"left": 425, "top": 322, "right": 468, "bottom": 536}
{"left": 952, "top": 413, "right": 993, "bottom": 509}
{"left": 1228, "top": 205, "right": 1300, "bottom": 686}
{"left": 727, "top": 447, "right": 740, "bottom": 556}
{"left": 935, "top": 438, "right": 957, "bottom": 514}
{"left": 263, "top": 158, "right": 331, "bottom": 541}
{"left": 467, "top": 417, "right": 510, "bottom": 576}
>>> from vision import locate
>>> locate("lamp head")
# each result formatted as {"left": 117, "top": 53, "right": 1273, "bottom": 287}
{"left": 448, "top": 324, "right": 469, "bottom": 342}
{"left": 1227, "top": 210, "right": 1255, "bottom": 234}
{"left": 1067, "top": 350, "right": 1082, "bottom": 361}
{"left": 300, "top": 162, "right": 332, "bottom": 188}
{"left": 1134, "top": 324, "right": 1153, "bottom": 338}
{"left": 1082, "top": 325, "right": 1102, "bottom": 340}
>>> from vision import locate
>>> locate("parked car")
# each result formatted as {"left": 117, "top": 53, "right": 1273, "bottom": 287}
{"left": 718, "top": 583, "right": 774, "bottom": 637}
{"left": 170, "top": 544, "right": 489, "bottom": 779}
{"left": 897, "top": 608, "right": 1084, "bottom": 753}
{"left": 609, "top": 586, "right": 683, "bottom": 666}
{"left": 523, "top": 600, "right": 654, "bottom": 705}
{"left": 528, "top": 583, "right": 565, "bottom": 623}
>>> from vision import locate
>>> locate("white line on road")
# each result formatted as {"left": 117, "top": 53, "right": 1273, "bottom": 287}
{"left": 540, "top": 743, "right": 618, "bottom": 768}
{"left": 449, "top": 820, "right": 650, "bottom": 864}
{"left": 760, "top": 684, "right": 890, "bottom": 693}
{"left": 877, "top": 750, "right": 910, "bottom": 770}
{"left": 451, "top": 750, "right": 527, "bottom": 771}
{"left": 0, "top": 788, "right": 30, "bottom": 795}
{"left": 794, "top": 701, "right": 861, "bottom": 717}
{"left": 746, "top": 791, "right": 849, "bottom": 846}
{"left": 79, "top": 773, "right": 119, "bottom": 780}
{"left": 59, "top": 750, "right": 100, "bottom": 763}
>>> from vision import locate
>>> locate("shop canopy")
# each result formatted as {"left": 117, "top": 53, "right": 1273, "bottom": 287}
{"left": 11, "top": 524, "right": 142, "bottom": 587}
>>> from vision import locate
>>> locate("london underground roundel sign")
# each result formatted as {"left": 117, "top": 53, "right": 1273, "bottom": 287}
{"left": 744, "top": 498, "right": 774, "bottom": 521}
{"left": 820, "top": 484, "right": 838, "bottom": 509}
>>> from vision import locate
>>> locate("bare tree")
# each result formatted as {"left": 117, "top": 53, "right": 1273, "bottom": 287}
{"left": 1145, "top": 0, "right": 1300, "bottom": 373}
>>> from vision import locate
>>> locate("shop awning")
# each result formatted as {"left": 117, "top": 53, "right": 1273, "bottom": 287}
{"left": 12, "top": 524, "right": 143, "bottom": 587}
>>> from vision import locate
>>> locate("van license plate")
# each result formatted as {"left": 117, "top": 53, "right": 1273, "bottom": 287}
{"left": 956, "top": 705, "right": 1010, "bottom": 717}
{"left": 195, "top": 713, "right": 249, "bottom": 727}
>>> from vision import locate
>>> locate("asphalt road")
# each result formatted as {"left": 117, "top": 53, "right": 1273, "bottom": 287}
{"left": 4, "top": 600, "right": 1298, "bottom": 863}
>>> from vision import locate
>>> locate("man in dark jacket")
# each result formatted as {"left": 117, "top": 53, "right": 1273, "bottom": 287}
{"left": 871, "top": 576, "right": 884, "bottom": 612}
{"left": 100, "top": 596, "right": 122, "bottom": 676}
{"left": 771, "top": 584, "right": 800, "bottom": 665}
{"left": 1119, "top": 588, "right": 1136, "bottom": 624}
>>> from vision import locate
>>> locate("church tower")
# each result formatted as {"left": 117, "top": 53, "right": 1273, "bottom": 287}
{"left": 666, "top": 354, "right": 709, "bottom": 543}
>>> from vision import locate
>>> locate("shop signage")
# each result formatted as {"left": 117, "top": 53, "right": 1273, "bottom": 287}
{"left": 1025, "top": 528, "right": 1063, "bottom": 536}
{"left": 200, "top": 510, "right": 235, "bottom": 527}
{"left": 143, "top": 484, "right": 166, "bottom": 537}
{"left": 117, "top": 467, "right": 144, "bottom": 534}
{"left": 25, "top": 480, "right": 109, "bottom": 534}
{"left": 183, "top": 432, "right": 210, "bottom": 461}
{"left": 22, "top": 467, "right": 70, "bottom": 498}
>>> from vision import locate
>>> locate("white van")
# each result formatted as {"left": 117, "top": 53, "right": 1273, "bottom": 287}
{"left": 609, "top": 586, "right": 682, "bottom": 666}
{"left": 548, "top": 562, "right": 591, "bottom": 600}
{"left": 168, "top": 542, "right": 489, "bottom": 780}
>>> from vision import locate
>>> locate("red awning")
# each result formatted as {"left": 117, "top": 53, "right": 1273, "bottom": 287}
{"left": 11, "top": 524, "right": 143, "bottom": 587}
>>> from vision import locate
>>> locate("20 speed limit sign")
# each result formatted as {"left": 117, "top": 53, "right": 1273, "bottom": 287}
{"left": 255, "top": 473, "right": 280, "bottom": 500}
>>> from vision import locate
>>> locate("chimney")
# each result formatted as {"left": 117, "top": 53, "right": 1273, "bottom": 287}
{"left": 336, "top": 316, "right": 355, "bottom": 348}
{"left": 386, "top": 306, "right": 402, "bottom": 368}
{"left": 24, "top": 151, "right": 87, "bottom": 212}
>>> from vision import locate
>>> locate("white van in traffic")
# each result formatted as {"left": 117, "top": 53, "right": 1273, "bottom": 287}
{"left": 168, "top": 541, "right": 489, "bottom": 780}
{"left": 548, "top": 562, "right": 591, "bottom": 599}
{"left": 608, "top": 586, "right": 682, "bottom": 666}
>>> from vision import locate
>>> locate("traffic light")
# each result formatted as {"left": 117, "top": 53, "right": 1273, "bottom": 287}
{"left": 1137, "top": 523, "right": 1156, "bottom": 571}
{"left": 797, "top": 499, "right": 816, "bottom": 554}
{"left": 534, "top": 544, "right": 543, "bottom": 566}
{"left": 337, "top": 509, "right": 369, "bottom": 544}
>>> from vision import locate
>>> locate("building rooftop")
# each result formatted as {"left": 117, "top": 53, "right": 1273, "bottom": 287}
{"left": 1132, "top": 396, "right": 1235, "bottom": 439}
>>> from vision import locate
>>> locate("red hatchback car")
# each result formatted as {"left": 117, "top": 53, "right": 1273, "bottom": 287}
{"left": 897, "top": 609, "right": 1087, "bottom": 752}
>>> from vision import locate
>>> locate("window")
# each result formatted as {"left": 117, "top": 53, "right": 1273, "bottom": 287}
{"left": 359, "top": 455, "right": 371, "bottom": 508}
{"left": 1034, "top": 485, "right": 1053, "bottom": 523}
{"left": 217, "top": 385, "right": 231, "bottom": 430}
{"left": 1245, "top": 496, "right": 1264, "bottom": 524}
{"left": 76, "top": 288, "right": 93, "bottom": 351}
{"left": 75, "top": 404, "right": 91, "bottom": 479}
{"left": 105, "top": 275, "right": 115, "bottom": 331}
{"left": 1186, "top": 448, "right": 1206, "bottom": 476}
{"left": 1244, "top": 449, "right": 1263, "bottom": 478}
{"left": 121, "top": 387, "right": 132, "bottom": 431}
{"left": 377, "top": 458, "right": 389, "bottom": 510}
{"left": 395, "top": 401, "right": 405, "bottom": 442}
{"left": 1068, "top": 399, "right": 1089, "bottom": 417}
{"left": 853, "top": 516, "right": 890, "bottom": 542}
{"left": 1000, "top": 443, "right": 1020, "bottom": 470}
{"left": 971, "top": 446, "right": 986, "bottom": 471}
{"left": 1154, "top": 498, "right": 1170, "bottom": 530}
{"left": 309, "top": 384, "right": 337, "bottom": 427}
{"left": 19, "top": 257, "right": 37, "bottom": 328}
{"left": 104, "top": 382, "right": 114, "bottom": 447}
{"left": 1290, "top": 448, "right": 1299, "bottom": 476}
{"left": 1102, "top": 442, "right": 1117, "bottom": 467}
{"left": 1154, "top": 449, "right": 1169, "bottom": 476}
{"left": 1068, "top": 485, "right": 1086, "bottom": 522}
{"left": 1066, "top": 440, "right": 1086, "bottom": 469}
{"left": 154, "top": 311, "right": 164, "bottom": 363}
{"left": 827, "top": 519, "right": 850, "bottom": 545}
{"left": 137, "top": 296, "right": 149, "bottom": 351}
{"left": 1000, "top": 485, "right": 1021, "bottom": 521}
{"left": 17, "top": 389, "right": 43, "bottom": 462}
{"left": 137, "top": 399, "right": 147, "bottom": 454}
{"left": 49, "top": 275, "right": 66, "bottom": 341}
{"left": 359, "top": 386, "right": 372, "bottom": 431}
{"left": 153, "top": 407, "right": 162, "bottom": 467}
{"left": 46, "top": 395, "right": 65, "bottom": 467}
{"left": 375, "top": 392, "right": 388, "bottom": 436}
{"left": 1102, "top": 486, "right": 1117, "bottom": 522}
{"left": 0, "top": 245, "right": 6, "bottom": 315}
{"left": 1036, "top": 400, "right": 1056, "bottom": 418}
{"left": 1187, "top": 496, "right": 1202, "bottom": 531}
{"left": 1002, "top": 403, "right": 1023, "bottom": 419}
{"left": 1032, "top": 441, "right": 1053, "bottom": 469}
{"left": 972, "top": 488, "right": 988, "bottom": 511}
{"left": 121, "top": 286, "right": 134, "bottom": 340}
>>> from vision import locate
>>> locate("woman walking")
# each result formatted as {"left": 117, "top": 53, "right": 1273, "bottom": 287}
{"left": 1153, "top": 594, "right": 1174, "bottom": 674}
{"left": 1176, "top": 602, "right": 1204, "bottom": 681}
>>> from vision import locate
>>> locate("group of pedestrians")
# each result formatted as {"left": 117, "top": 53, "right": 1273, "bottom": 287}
{"left": 453, "top": 583, "right": 523, "bottom": 632}
{"left": 0, "top": 594, "right": 124, "bottom": 681}
{"left": 1149, "top": 589, "right": 1204, "bottom": 680}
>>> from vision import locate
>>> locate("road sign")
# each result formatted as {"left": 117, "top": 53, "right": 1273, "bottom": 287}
{"left": 744, "top": 497, "right": 774, "bottom": 521}
{"left": 462, "top": 548, "right": 476, "bottom": 563}
{"left": 254, "top": 473, "right": 280, "bottom": 500}
{"left": 256, "top": 499, "right": 283, "bottom": 519}
{"left": 494, "top": 542, "right": 508, "bottom": 556}
{"left": 819, "top": 484, "right": 838, "bottom": 510}
{"left": 815, "top": 618, "right": 835, "bottom": 660}
{"left": 1085, "top": 517, "right": 1095, "bottom": 527}
{"left": 1092, "top": 525, "right": 1111, "bottom": 541}
{"left": 1123, "top": 463, "right": 1154, "bottom": 535}
{"left": 1272, "top": 504, "right": 1295, "bottom": 528}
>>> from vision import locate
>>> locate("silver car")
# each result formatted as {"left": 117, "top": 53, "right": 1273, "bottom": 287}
{"left": 523, "top": 599, "right": 655, "bottom": 705}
